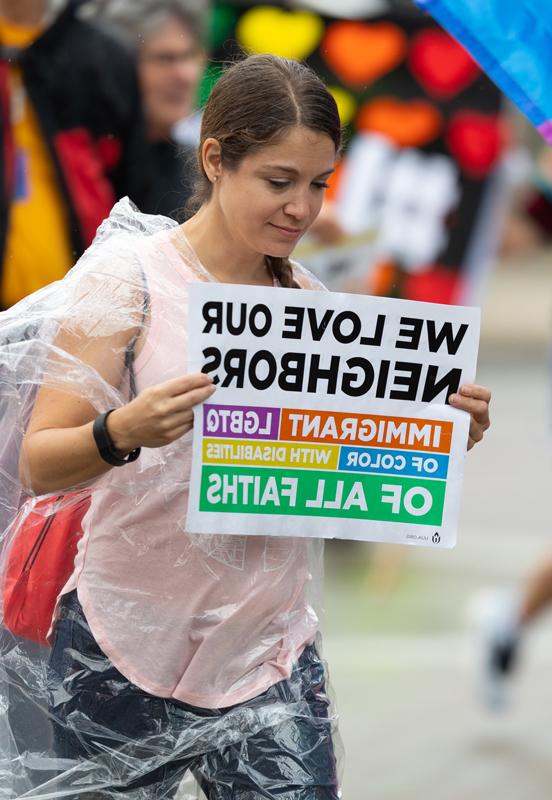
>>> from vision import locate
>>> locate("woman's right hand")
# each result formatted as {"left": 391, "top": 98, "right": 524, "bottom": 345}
{"left": 107, "top": 373, "right": 215, "bottom": 454}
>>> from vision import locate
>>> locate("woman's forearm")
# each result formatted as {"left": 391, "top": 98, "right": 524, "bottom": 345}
{"left": 21, "top": 374, "right": 215, "bottom": 495}
{"left": 21, "top": 418, "right": 122, "bottom": 495}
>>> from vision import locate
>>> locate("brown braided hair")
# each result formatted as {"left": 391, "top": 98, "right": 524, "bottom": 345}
{"left": 186, "top": 54, "right": 342, "bottom": 288}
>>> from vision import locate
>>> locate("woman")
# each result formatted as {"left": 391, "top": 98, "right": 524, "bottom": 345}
{"left": 10, "top": 55, "right": 490, "bottom": 798}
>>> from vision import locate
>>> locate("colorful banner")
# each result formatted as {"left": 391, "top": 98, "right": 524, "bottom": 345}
{"left": 210, "top": 2, "right": 504, "bottom": 304}
{"left": 415, "top": 0, "right": 552, "bottom": 145}
{"left": 186, "top": 284, "right": 480, "bottom": 547}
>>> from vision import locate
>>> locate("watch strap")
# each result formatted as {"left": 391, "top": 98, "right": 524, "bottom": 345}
{"left": 93, "top": 410, "right": 140, "bottom": 467}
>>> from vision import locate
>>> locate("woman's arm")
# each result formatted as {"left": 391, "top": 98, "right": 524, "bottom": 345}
{"left": 21, "top": 325, "right": 215, "bottom": 495}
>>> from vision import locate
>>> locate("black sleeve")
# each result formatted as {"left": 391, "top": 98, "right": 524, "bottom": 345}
{"left": 98, "top": 39, "right": 153, "bottom": 210}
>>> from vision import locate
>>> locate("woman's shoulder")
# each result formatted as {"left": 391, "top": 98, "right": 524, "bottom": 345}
{"left": 70, "top": 202, "right": 181, "bottom": 296}
{"left": 60, "top": 206, "right": 174, "bottom": 337}
{"left": 289, "top": 259, "right": 328, "bottom": 292}
{"left": 95, "top": 197, "right": 179, "bottom": 243}
{"left": 70, "top": 199, "right": 169, "bottom": 271}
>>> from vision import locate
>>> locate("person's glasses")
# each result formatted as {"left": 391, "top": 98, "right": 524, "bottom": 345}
{"left": 141, "top": 50, "right": 201, "bottom": 68}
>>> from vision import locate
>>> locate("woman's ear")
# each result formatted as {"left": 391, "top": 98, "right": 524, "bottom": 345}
{"left": 202, "top": 138, "right": 223, "bottom": 182}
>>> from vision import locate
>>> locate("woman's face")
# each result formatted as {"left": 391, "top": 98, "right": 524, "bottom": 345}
{"left": 216, "top": 126, "right": 336, "bottom": 259}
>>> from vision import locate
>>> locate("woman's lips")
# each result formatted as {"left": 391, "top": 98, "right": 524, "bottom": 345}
{"left": 269, "top": 223, "right": 305, "bottom": 240}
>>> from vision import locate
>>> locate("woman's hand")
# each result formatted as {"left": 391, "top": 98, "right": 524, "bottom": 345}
{"left": 107, "top": 373, "right": 215, "bottom": 454}
{"left": 449, "top": 383, "right": 491, "bottom": 450}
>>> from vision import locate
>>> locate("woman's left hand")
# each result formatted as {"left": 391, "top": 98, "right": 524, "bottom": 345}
{"left": 449, "top": 384, "right": 491, "bottom": 450}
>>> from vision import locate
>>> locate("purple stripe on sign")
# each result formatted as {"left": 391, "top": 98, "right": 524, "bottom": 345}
{"left": 538, "top": 120, "right": 552, "bottom": 145}
{"left": 203, "top": 404, "right": 281, "bottom": 440}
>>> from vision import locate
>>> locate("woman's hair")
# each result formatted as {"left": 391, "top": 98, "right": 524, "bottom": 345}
{"left": 189, "top": 54, "right": 342, "bottom": 288}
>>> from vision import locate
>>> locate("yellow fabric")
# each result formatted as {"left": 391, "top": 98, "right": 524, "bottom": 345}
{"left": 0, "top": 17, "right": 73, "bottom": 308}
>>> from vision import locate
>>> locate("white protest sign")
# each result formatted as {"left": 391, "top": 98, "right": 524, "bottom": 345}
{"left": 186, "top": 284, "right": 480, "bottom": 548}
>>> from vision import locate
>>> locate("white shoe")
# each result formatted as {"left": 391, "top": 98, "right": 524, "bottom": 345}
{"left": 479, "top": 590, "right": 522, "bottom": 711}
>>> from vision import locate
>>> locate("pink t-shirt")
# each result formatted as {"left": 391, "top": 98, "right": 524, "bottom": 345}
{"left": 65, "top": 226, "right": 324, "bottom": 709}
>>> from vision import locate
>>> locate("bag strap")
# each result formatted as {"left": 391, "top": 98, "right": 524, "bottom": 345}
{"left": 123, "top": 268, "right": 150, "bottom": 400}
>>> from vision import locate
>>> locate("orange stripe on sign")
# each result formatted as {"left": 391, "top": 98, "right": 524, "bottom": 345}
{"left": 280, "top": 409, "right": 453, "bottom": 454}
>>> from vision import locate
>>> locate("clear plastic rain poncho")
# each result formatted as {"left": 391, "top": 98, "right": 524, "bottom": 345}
{"left": 0, "top": 199, "right": 340, "bottom": 799}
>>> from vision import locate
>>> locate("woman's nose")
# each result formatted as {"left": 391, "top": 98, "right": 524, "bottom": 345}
{"left": 284, "top": 193, "right": 310, "bottom": 220}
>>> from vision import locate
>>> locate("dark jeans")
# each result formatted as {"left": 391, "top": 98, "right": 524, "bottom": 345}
{"left": 47, "top": 591, "right": 339, "bottom": 799}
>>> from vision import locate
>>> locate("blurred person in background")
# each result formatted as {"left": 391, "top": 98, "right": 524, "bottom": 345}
{"left": 0, "top": 0, "right": 150, "bottom": 309}
{"left": 103, "top": 0, "right": 347, "bottom": 234}
{"left": 482, "top": 561, "right": 552, "bottom": 710}
{"left": 523, "top": 149, "right": 552, "bottom": 243}
{"left": 103, "top": 0, "right": 207, "bottom": 219}
{"left": 499, "top": 146, "right": 552, "bottom": 255}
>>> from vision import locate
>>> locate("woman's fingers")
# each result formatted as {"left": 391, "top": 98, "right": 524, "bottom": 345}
{"left": 452, "top": 396, "right": 491, "bottom": 427}
{"left": 459, "top": 383, "right": 491, "bottom": 410}
{"left": 178, "top": 382, "right": 216, "bottom": 409}
{"left": 158, "top": 372, "right": 214, "bottom": 398}
{"left": 450, "top": 386, "right": 490, "bottom": 422}
{"left": 451, "top": 384, "right": 491, "bottom": 407}
{"left": 168, "top": 422, "right": 195, "bottom": 440}
{"left": 154, "top": 378, "right": 216, "bottom": 416}
{"left": 449, "top": 383, "right": 491, "bottom": 450}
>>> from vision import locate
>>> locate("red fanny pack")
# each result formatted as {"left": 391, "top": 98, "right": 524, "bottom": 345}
{"left": 3, "top": 493, "right": 90, "bottom": 645}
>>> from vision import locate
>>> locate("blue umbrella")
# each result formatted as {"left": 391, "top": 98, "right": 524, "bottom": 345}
{"left": 415, "top": 0, "right": 552, "bottom": 143}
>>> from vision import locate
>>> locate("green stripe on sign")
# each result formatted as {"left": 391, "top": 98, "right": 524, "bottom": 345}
{"left": 199, "top": 466, "right": 445, "bottom": 525}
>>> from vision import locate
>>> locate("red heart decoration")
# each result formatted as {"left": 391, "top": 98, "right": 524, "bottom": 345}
{"left": 322, "top": 21, "right": 407, "bottom": 88}
{"left": 409, "top": 29, "right": 480, "bottom": 99}
{"left": 403, "top": 266, "right": 462, "bottom": 305}
{"left": 446, "top": 112, "right": 504, "bottom": 178}
{"left": 357, "top": 97, "right": 442, "bottom": 148}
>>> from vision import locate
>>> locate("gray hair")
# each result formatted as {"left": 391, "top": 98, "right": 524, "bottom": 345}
{"left": 96, "top": 0, "right": 206, "bottom": 49}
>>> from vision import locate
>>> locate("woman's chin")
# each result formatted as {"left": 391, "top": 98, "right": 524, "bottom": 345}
{"left": 263, "top": 243, "right": 298, "bottom": 259}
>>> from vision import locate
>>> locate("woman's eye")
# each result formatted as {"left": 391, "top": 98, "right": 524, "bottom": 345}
{"left": 267, "top": 179, "right": 290, "bottom": 189}
{"left": 313, "top": 182, "right": 330, "bottom": 190}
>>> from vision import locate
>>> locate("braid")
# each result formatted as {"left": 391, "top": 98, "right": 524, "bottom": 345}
{"left": 266, "top": 256, "right": 300, "bottom": 288}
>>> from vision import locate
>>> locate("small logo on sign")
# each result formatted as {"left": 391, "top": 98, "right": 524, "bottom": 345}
{"left": 432, "top": 532, "right": 441, "bottom": 544}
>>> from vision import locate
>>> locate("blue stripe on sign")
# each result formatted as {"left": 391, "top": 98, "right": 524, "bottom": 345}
{"left": 339, "top": 446, "right": 449, "bottom": 479}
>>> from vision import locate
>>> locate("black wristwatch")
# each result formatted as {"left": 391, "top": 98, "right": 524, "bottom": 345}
{"left": 92, "top": 410, "right": 141, "bottom": 467}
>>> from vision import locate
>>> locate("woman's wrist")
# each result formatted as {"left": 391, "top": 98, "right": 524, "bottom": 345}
{"left": 104, "top": 406, "right": 138, "bottom": 456}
